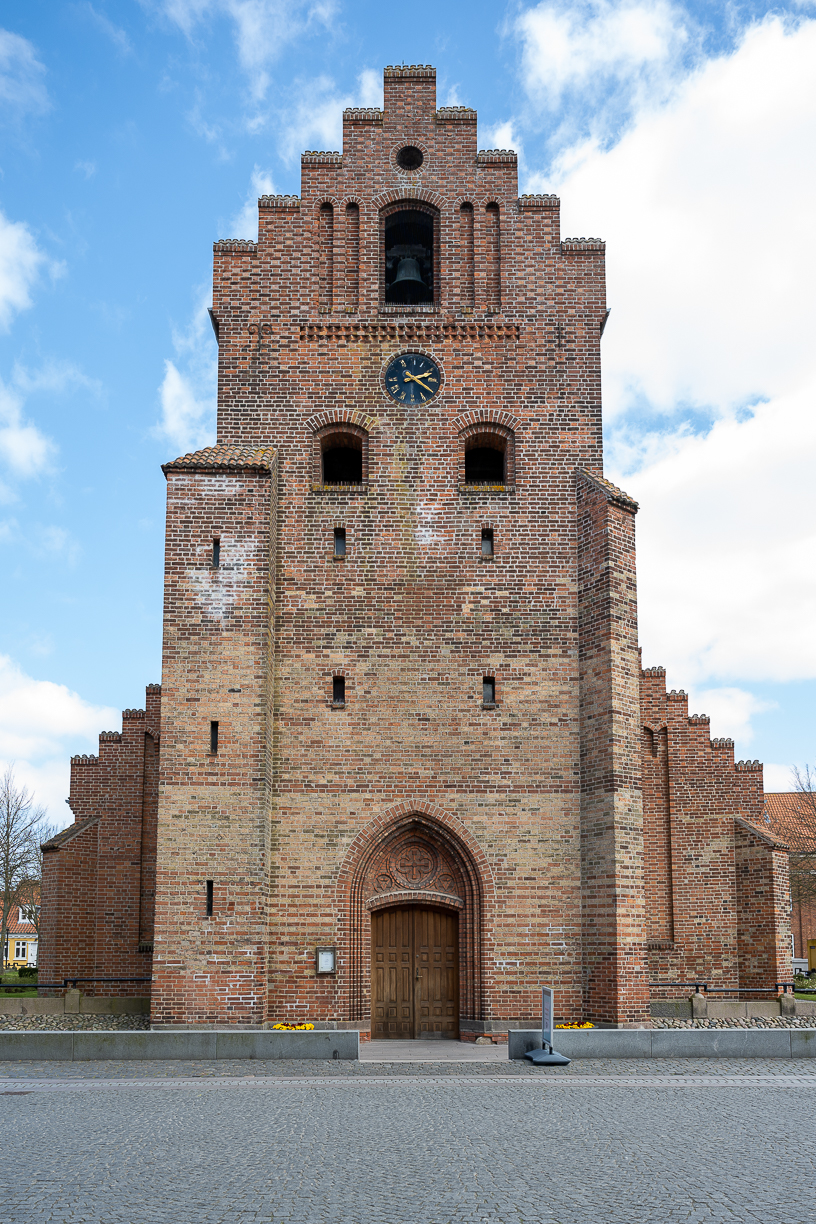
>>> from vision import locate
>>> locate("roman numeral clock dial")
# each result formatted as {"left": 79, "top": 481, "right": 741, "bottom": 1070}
{"left": 384, "top": 353, "right": 441, "bottom": 406}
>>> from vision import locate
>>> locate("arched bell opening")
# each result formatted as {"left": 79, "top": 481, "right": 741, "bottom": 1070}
{"left": 382, "top": 204, "right": 438, "bottom": 306}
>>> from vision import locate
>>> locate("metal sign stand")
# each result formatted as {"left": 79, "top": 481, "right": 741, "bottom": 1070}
{"left": 523, "top": 986, "right": 571, "bottom": 1066}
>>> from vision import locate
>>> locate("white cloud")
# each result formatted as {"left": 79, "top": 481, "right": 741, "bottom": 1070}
{"left": 0, "top": 28, "right": 48, "bottom": 123}
{"left": 74, "top": 159, "right": 97, "bottom": 179}
{"left": 683, "top": 686, "right": 775, "bottom": 751}
{"left": 625, "top": 378, "right": 816, "bottom": 686}
{"left": 157, "top": 0, "right": 337, "bottom": 100}
{"left": 227, "top": 164, "right": 275, "bottom": 239}
{"left": 276, "top": 68, "right": 382, "bottom": 164}
{"left": 0, "top": 378, "right": 55, "bottom": 479}
{"left": 548, "top": 16, "right": 816, "bottom": 420}
{"left": 763, "top": 763, "right": 799, "bottom": 792}
{"left": 82, "top": 4, "right": 134, "bottom": 54}
{"left": 0, "top": 209, "right": 50, "bottom": 331}
{"left": 519, "top": 15, "right": 816, "bottom": 707}
{"left": 513, "top": 0, "right": 691, "bottom": 144}
{"left": 153, "top": 289, "right": 217, "bottom": 454}
{"left": 0, "top": 655, "right": 119, "bottom": 827}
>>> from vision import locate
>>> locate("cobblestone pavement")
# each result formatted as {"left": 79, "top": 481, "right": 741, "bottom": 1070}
{"left": 1, "top": 1059, "right": 814, "bottom": 1223}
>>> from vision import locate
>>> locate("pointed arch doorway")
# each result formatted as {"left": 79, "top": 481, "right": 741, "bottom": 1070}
{"left": 371, "top": 905, "right": 459, "bottom": 1039}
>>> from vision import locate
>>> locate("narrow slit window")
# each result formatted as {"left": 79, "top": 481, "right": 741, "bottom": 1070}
{"left": 334, "top": 528, "right": 346, "bottom": 558}
{"left": 206, "top": 880, "right": 214, "bottom": 918}
{"left": 212, "top": 538, "right": 220, "bottom": 568}
{"left": 210, "top": 720, "right": 219, "bottom": 754}
{"left": 332, "top": 676, "right": 346, "bottom": 705}
{"left": 481, "top": 528, "right": 494, "bottom": 558}
{"left": 483, "top": 677, "right": 495, "bottom": 705}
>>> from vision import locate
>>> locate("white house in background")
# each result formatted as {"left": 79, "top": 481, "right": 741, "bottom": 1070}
{"left": 3, "top": 904, "right": 38, "bottom": 969}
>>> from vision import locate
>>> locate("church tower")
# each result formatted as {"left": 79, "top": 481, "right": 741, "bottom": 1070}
{"left": 150, "top": 64, "right": 651, "bottom": 1032}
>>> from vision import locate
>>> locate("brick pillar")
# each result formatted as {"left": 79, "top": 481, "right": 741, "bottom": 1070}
{"left": 576, "top": 469, "right": 650, "bottom": 1026}
{"left": 151, "top": 446, "right": 277, "bottom": 1025}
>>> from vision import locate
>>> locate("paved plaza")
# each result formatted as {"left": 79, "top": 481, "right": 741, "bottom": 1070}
{"left": 1, "top": 1049, "right": 814, "bottom": 1223}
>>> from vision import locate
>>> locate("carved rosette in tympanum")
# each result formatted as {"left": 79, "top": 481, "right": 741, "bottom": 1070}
{"left": 363, "top": 833, "right": 464, "bottom": 909}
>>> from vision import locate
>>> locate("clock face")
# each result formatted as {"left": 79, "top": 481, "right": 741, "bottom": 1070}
{"left": 383, "top": 352, "right": 441, "bottom": 405}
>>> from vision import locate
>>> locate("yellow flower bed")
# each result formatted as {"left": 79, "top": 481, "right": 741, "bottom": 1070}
{"left": 271, "top": 1023, "right": 315, "bottom": 1031}
{"left": 555, "top": 1022, "right": 594, "bottom": 1029}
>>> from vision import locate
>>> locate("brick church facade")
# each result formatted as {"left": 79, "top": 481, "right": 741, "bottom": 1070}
{"left": 40, "top": 66, "right": 792, "bottom": 1033}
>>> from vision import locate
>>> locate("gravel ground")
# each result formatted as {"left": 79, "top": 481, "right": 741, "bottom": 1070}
{"left": 0, "top": 1014, "right": 150, "bottom": 1031}
{"left": 652, "top": 1015, "right": 816, "bottom": 1028}
{"left": 0, "top": 1013, "right": 814, "bottom": 1030}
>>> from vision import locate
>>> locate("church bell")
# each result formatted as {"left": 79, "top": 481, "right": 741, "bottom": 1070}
{"left": 392, "top": 256, "right": 426, "bottom": 289}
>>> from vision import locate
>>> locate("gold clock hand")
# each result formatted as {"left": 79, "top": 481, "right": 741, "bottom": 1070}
{"left": 403, "top": 372, "right": 433, "bottom": 390}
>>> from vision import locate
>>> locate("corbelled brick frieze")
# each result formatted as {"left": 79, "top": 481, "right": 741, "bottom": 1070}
{"left": 40, "top": 63, "right": 790, "bottom": 1033}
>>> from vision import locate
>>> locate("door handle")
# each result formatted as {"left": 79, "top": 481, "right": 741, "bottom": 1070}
{"left": 415, "top": 968, "right": 421, "bottom": 980}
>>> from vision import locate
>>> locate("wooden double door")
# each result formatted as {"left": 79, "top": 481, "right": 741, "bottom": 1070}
{"left": 371, "top": 906, "right": 459, "bottom": 1039}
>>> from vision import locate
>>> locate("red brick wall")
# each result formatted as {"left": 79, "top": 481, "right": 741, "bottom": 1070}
{"left": 39, "top": 687, "right": 159, "bottom": 996}
{"left": 640, "top": 665, "right": 791, "bottom": 996}
{"left": 735, "top": 820, "right": 791, "bottom": 992}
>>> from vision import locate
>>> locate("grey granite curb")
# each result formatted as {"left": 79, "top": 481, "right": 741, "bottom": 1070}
{"left": 508, "top": 1028, "right": 816, "bottom": 1060}
{"left": 0, "top": 1029, "right": 360, "bottom": 1061}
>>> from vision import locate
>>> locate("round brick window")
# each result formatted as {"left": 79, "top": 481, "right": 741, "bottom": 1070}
{"left": 396, "top": 145, "right": 423, "bottom": 171}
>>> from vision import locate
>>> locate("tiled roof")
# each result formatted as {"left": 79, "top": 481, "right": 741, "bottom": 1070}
{"left": 735, "top": 815, "right": 790, "bottom": 851}
{"left": 162, "top": 444, "right": 276, "bottom": 476}
{"left": 42, "top": 816, "right": 100, "bottom": 850}
{"left": 763, "top": 792, "right": 816, "bottom": 851}
{"left": 576, "top": 468, "right": 639, "bottom": 512}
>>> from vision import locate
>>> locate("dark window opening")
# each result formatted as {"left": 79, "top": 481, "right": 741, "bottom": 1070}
{"left": 334, "top": 528, "right": 346, "bottom": 557}
{"left": 212, "top": 538, "right": 220, "bottom": 568}
{"left": 483, "top": 677, "right": 496, "bottom": 705}
{"left": 481, "top": 528, "right": 494, "bottom": 558}
{"left": 206, "top": 880, "right": 213, "bottom": 918}
{"left": 210, "top": 721, "right": 219, "bottom": 754}
{"left": 466, "top": 446, "right": 505, "bottom": 484}
{"left": 397, "top": 145, "right": 424, "bottom": 171}
{"left": 322, "top": 443, "right": 363, "bottom": 485}
{"left": 385, "top": 208, "right": 434, "bottom": 305}
{"left": 332, "top": 676, "right": 346, "bottom": 705}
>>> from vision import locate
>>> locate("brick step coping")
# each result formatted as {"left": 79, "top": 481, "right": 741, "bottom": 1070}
{"left": 509, "top": 1029, "right": 816, "bottom": 1060}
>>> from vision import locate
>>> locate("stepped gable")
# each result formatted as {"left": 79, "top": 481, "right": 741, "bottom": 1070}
{"left": 162, "top": 444, "right": 276, "bottom": 476}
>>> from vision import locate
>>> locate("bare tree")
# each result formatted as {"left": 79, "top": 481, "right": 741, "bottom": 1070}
{"left": 789, "top": 766, "right": 816, "bottom": 907}
{"left": 0, "top": 767, "right": 45, "bottom": 971}
{"left": 16, "top": 815, "right": 58, "bottom": 966}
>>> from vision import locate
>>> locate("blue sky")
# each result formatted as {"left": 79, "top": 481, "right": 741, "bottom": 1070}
{"left": 1, "top": 0, "right": 815, "bottom": 821}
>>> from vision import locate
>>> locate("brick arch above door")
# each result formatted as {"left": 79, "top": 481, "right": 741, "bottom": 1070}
{"left": 336, "top": 802, "right": 492, "bottom": 1025}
